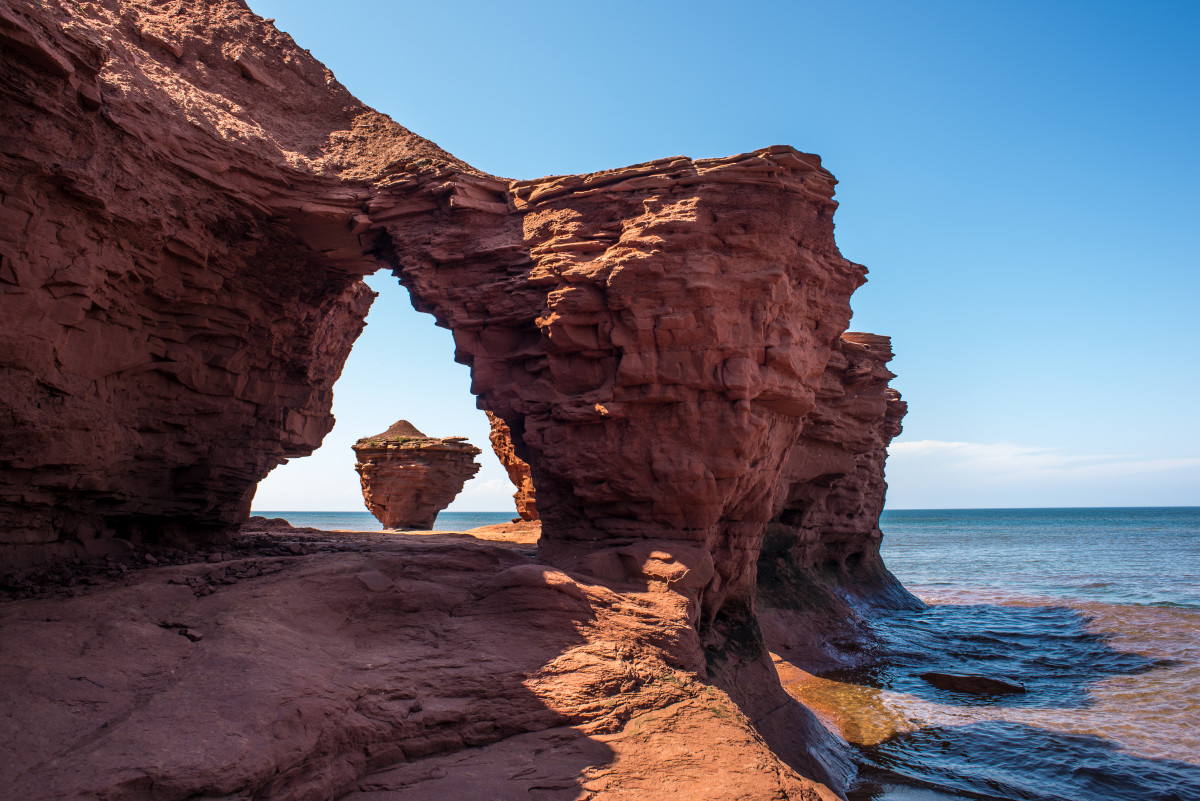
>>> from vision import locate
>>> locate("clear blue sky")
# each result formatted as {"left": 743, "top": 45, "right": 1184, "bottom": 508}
{"left": 249, "top": 0, "right": 1200, "bottom": 512}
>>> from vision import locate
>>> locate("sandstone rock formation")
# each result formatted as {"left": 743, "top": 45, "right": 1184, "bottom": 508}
{"left": 0, "top": 0, "right": 449, "bottom": 561}
{"left": 0, "top": 527, "right": 840, "bottom": 801}
{"left": 392, "top": 148, "right": 865, "bottom": 635}
{"left": 758, "top": 333, "right": 922, "bottom": 670}
{"left": 1, "top": 1, "right": 868, "bottom": 634}
{"left": 487, "top": 411, "right": 538, "bottom": 520}
{"left": 0, "top": 0, "right": 911, "bottom": 796}
{"left": 352, "top": 420, "right": 480, "bottom": 529}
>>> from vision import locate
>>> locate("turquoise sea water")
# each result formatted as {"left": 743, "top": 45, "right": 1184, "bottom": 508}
{"left": 879, "top": 507, "right": 1200, "bottom": 610}
{"left": 257, "top": 507, "right": 1200, "bottom": 800}
{"left": 848, "top": 507, "right": 1200, "bottom": 801}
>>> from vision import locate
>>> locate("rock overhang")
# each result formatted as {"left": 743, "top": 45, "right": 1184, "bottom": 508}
{"left": 0, "top": 0, "right": 916, "bottom": 795}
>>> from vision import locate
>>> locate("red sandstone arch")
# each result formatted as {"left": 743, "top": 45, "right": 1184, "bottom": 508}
{"left": 0, "top": 0, "right": 915, "bottom": 632}
{"left": 1, "top": 3, "right": 915, "bottom": 789}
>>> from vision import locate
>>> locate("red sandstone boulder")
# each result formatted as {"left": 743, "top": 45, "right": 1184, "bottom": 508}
{"left": 352, "top": 421, "right": 480, "bottom": 530}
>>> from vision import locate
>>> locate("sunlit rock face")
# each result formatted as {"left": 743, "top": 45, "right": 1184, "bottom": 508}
{"left": 0, "top": 2, "right": 882, "bottom": 624}
{"left": 353, "top": 420, "right": 481, "bottom": 530}
{"left": 388, "top": 149, "right": 867, "bottom": 634}
{"left": 487, "top": 411, "right": 538, "bottom": 521}
{"left": 0, "top": 0, "right": 905, "bottom": 794}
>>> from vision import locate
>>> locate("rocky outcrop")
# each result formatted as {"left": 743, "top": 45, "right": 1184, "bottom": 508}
{"left": 380, "top": 152, "right": 870, "bottom": 778}
{"left": 352, "top": 421, "right": 480, "bottom": 529}
{"left": 390, "top": 149, "right": 865, "bottom": 635}
{"left": 487, "top": 411, "right": 538, "bottom": 521}
{"left": 0, "top": 527, "right": 840, "bottom": 801}
{"left": 1, "top": 0, "right": 910, "bottom": 795}
{"left": 758, "top": 333, "right": 923, "bottom": 670}
{"left": 0, "top": 0, "right": 471, "bottom": 560}
{"left": 0, "top": 1, "right": 866, "bottom": 634}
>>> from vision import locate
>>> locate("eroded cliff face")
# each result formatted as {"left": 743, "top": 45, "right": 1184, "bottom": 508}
{"left": 2, "top": 0, "right": 908, "bottom": 796}
{"left": 758, "top": 333, "right": 922, "bottom": 670}
{"left": 387, "top": 149, "right": 865, "bottom": 637}
{"left": 1, "top": 1, "right": 870, "bottom": 620}
{"left": 0, "top": 0, "right": 473, "bottom": 559}
{"left": 353, "top": 420, "right": 481, "bottom": 529}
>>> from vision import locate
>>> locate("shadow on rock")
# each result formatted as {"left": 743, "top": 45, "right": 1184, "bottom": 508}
{"left": 0, "top": 534, "right": 615, "bottom": 800}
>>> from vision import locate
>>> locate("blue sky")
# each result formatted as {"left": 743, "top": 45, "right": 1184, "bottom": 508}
{"left": 249, "top": 0, "right": 1200, "bottom": 511}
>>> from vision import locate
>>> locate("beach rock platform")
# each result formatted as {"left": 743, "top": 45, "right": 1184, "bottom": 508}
{"left": 0, "top": 521, "right": 843, "bottom": 801}
{"left": 352, "top": 421, "right": 481, "bottom": 530}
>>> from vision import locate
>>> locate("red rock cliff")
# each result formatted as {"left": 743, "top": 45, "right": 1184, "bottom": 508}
{"left": 386, "top": 149, "right": 865, "bottom": 634}
{"left": 1, "top": 0, "right": 909, "bottom": 794}
{"left": 0, "top": 0, "right": 471, "bottom": 560}
{"left": 758, "top": 333, "right": 922, "bottom": 669}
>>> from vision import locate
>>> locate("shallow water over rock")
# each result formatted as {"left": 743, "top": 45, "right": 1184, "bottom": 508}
{"left": 789, "top": 507, "right": 1200, "bottom": 801}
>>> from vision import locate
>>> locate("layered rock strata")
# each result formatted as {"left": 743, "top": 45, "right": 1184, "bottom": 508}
{"left": 0, "top": 528, "right": 841, "bottom": 801}
{"left": 352, "top": 420, "right": 480, "bottom": 529}
{"left": 0, "top": 1, "right": 869, "bottom": 634}
{"left": 1, "top": 0, "right": 910, "bottom": 795}
{"left": 487, "top": 411, "right": 538, "bottom": 520}
{"left": 758, "top": 333, "right": 923, "bottom": 669}
{"left": 389, "top": 148, "right": 866, "bottom": 637}
{"left": 0, "top": 0, "right": 460, "bottom": 559}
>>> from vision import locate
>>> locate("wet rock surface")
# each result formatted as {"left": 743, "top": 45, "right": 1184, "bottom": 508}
{"left": 352, "top": 421, "right": 481, "bottom": 530}
{"left": 918, "top": 672, "right": 1027, "bottom": 696}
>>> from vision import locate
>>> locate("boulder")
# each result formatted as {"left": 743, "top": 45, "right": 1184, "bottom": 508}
{"left": 919, "top": 672, "right": 1027, "bottom": 695}
{"left": 352, "top": 421, "right": 480, "bottom": 530}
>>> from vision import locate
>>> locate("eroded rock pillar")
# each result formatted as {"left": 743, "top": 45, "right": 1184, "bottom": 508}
{"left": 486, "top": 411, "right": 538, "bottom": 521}
{"left": 385, "top": 148, "right": 866, "bottom": 630}
{"left": 353, "top": 420, "right": 481, "bottom": 529}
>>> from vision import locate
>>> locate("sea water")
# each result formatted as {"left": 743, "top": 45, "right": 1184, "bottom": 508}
{"left": 841, "top": 507, "right": 1200, "bottom": 801}
{"left": 252, "top": 510, "right": 515, "bottom": 532}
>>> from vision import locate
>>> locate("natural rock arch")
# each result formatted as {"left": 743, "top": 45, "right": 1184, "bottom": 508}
{"left": 0, "top": 0, "right": 913, "bottom": 632}
{"left": 1, "top": 2, "right": 916, "bottom": 789}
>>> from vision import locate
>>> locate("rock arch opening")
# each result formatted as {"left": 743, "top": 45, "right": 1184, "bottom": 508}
{"left": 250, "top": 272, "right": 512, "bottom": 523}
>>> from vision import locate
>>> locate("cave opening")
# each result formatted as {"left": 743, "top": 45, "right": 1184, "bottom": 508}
{"left": 250, "top": 271, "right": 510, "bottom": 521}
